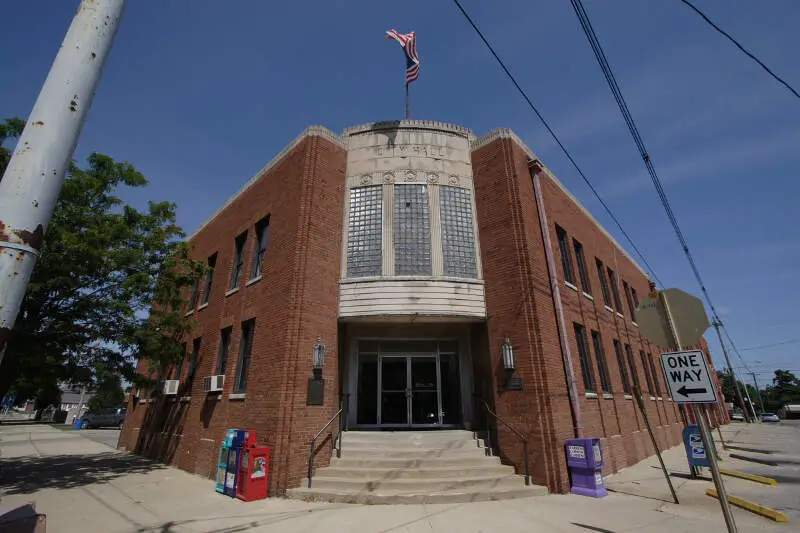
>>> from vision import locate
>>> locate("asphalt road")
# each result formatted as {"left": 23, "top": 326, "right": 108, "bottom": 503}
{"left": 79, "top": 428, "right": 121, "bottom": 449}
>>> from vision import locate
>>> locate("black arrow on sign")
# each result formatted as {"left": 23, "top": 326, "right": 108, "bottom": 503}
{"left": 677, "top": 385, "right": 707, "bottom": 397}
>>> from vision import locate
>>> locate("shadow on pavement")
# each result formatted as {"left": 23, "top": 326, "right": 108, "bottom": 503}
{"left": 572, "top": 523, "right": 617, "bottom": 533}
{"left": 0, "top": 452, "right": 167, "bottom": 495}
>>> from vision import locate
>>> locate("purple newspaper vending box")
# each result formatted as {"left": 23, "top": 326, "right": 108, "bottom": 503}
{"left": 566, "top": 438, "right": 607, "bottom": 498}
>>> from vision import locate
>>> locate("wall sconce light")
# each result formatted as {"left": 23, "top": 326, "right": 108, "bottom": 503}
{"left": 312, "top": 336, "right": 325, "bottom": 372}
{"left": 501, "top": 335, "right": 515, "bottom": 371}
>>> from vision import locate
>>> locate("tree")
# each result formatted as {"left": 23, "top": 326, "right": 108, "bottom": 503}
{"left": 0, "top": 117, "right": 25, "bottom": 177}
{"left": 716, "top": 371, "right": 748, "bottom": 410}
{"left": 87, "top": 368, "right": 125, "bottom": 412}
{"left": 0, "top": 118, "right": 203, "bottom": 404}
{"left": 762, "top": 369, "right": 800, "bottom": 413}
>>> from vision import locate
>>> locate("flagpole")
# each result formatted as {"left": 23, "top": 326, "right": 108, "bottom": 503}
{"left": 405, "top": 82, "right": 410, "bottom": 120}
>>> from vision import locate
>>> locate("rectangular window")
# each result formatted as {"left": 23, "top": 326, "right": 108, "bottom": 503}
{"left": 624, "top": 281, "right": 637, "bottom": 322}
{"left": 556, "top": 225, "right": 575, "bottom": 284}
{"left": 592, "top": 331, "right": 612, "bottom": 393}
{"left": 202, "top": 253, "right": 217, "bottom": 305}
{"left": 188, "top": 279, "right": 200, "bottom": 310}
{"left": 614, "top": 339, "right": 630, "bottom": 394}
{"left": 250, "top": 216, "right": 270, "bottom": 279}
{"left": 216, "top": 327, "right": 232, "bottom": 375}
{"left": 229, "top": 231, "right": 248, "bottom": 289}
{"left": 625, "top": 343, "right": 639, "bottom": 391}
{"left": 648, "top": 353, "right": 662, "bottom": 396}
{"left": 174, "top": 342, "right": 187, "bottom": 380}
{"left": 596, "top": 258, "right": 611, "bottom": 306}
{"left": 189, "top": 337, "right": 201, "bottom": 380}
{"left": 573, "top": 239, "right": 591, "bottom": 294}
{"left": 347, "top": 186, "right": 382, "bottom": 277}
{"left": 440, "top": 186, "right": 477, "bottom": 278}
{"left": 607, "top": 267, "right": 623, "bottom": 312}
{"left": 573, "top": 323, "right": 595, "bottom": 393}
{"left": 394, "top": 184, "right": 431, "bottom": 275}
{"left": 631, "top": 287, "right": 639, "bottom": 309}
{"left": 234, "top": 319, "right": 255, "bottom": 393}
{"left": 640, "top": 350, "right": 654, "bottom": 395}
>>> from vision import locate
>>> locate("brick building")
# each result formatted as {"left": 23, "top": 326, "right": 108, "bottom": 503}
{"left": 118, "top": 120, "right": 727, "bottom": 500}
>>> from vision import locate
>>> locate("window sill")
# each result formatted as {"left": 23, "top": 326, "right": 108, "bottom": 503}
{"left": 631, "top": 321, "right": 638, "bottom": 328}
{"left": 582, "top": 292, "right": 594, "bottom": 301}
{"left": 585, "top": 392, "right": 598, "bottom": 399}
{"left": 657, "top": 397, "right": 663, "bottom": 401}
{"left": 180, "top": 396, "right": 192, "bottom": 403}
{"left": 184, "top": 309, "right": 194, "bottom": 317}
{"left": 246, "top": 275, "right": 262, "bottom": 287}
{"left": 602, "top": 393, "right": 613, "bottom": 400}
{"left": 616, "top": 312, "right": 624, "bottom": 319}
{"left": 604, "top": 305, "right": 614, "bottom": 313}
{"left": 228, "top": 393, "right": 246, "bottom": 400}
{"left": 649, "top": 396, "right": 656, "bottom": 401}
{"left": 564, "top": 281, "right": 579, "bottom": 292}
{"left": 624, "top": 394, "right": 633, "bottom": 400}
{"left": 197, "top": 302, "right": 209, "bottom": 311}
{"left": 225, "top": 287, "right": 240, "bottom": 297}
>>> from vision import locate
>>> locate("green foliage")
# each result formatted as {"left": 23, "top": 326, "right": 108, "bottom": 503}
{"left": 0, "top": 117, "right": 25, "bottom": 177}
{"left": 762, "top": 369, "right": 800, "bottom": 413}
{"left": 87, "top": 369, "right": 125, "bottom": 412}
{"left": 0, "top": 119, "right": 204, "bottom": 405}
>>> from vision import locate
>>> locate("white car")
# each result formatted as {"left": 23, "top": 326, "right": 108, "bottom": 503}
{"left": 760, "top": 413, "right": 780, "bottom": 423}
{"left": 731, "top": 412, "right": 745, "bottom": 421}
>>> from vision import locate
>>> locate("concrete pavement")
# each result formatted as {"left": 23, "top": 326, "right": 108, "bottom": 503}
{"left": 0, "top": 423, "right": 794, "bottom": 532}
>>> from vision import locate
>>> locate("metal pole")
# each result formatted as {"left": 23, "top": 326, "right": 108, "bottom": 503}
{"left": 405, "top": 83, "right": 410, "bottom": 120}
{"left": 711, "top": 321, "right": 751, "bottom": 423}
{"left": 662, "top": 295, "right": 737, "bottom": 532}
{"left": 0, "top": 0, "right": 126, "bottom": 365}
{"left": 750, "top": 373, "right": 765, "bottom": 414}
{"left": 634, "top": 384, "right": 679, "bottom": 503}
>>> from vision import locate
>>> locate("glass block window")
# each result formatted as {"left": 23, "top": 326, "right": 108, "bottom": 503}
{"left": 440, "top": 186, "right": 478, "bottom": 278}
{"left": 347, "top": 186, "right": 383, "bottom": 277}
{"left": 394, "top": 184, "right": 432, "bottom": 275}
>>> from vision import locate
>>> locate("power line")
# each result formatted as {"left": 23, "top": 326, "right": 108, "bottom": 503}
{"left": 678, "top": 0, "right": 800, "bottom": 101}
{"left": 451, "top": 0, "right": 661, "bottom": 287}
{"left": 568, "top": 0, "right": 756, "bottom": 375}
{"left": 739, "top": 338, "right": 800, "bottom": 352}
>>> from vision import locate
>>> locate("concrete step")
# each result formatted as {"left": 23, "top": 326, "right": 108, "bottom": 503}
{"left": 315, "top": 463, "right": 516, "bottom": 480}
{"left": 344, "top": 437, "right": 487, "bottom": 450}
{"left": 330, "top": 455, "right": 502, "bottom": 469}
{"left": 304, "top": 475, "right": 523, "bottom": 492}
{"left": 286, "top": 484, "right": 548, "bottom": 505}
{"left": 335, "top": 446, "right": 489, "bottom": 459}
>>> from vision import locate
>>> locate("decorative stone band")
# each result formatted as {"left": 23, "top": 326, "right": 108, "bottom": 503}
{"left": 188, "top": 125, "right": 343, "bottom": 241}
{"left": 342, "top": 120, "right": 476, "bottom": 140}
{"left": 347, "top": 170, "right": 471, "bottom": 188}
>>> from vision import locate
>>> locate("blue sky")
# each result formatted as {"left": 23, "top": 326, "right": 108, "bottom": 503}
{"left": 2, "top": 1, "right": 799, "bottom": 384}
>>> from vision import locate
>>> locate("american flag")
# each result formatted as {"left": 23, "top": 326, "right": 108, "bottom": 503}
{"left": 386, "top": 29, "right": 420, "bottom": 84}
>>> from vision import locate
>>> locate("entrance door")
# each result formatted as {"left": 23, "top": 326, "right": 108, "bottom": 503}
{"left": 378, "top": 355, "right": 441, "bottom": 426}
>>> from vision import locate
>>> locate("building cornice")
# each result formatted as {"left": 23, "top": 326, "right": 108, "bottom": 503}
{"left": 187, "top": 125, "right": 342, "bottom": 241}
{"left": 473, "top": 128, "right": 650, "bottom": 280}
{"left": 342, "top": 120, "right": 475, "bottom": 140}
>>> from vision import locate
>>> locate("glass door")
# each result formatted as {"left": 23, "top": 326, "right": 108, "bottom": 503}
{"left": 380, "top": 357, "right": 408, "bottom": 425}
{"left": 410, "top": 357, "right": 439, "bottom": 425}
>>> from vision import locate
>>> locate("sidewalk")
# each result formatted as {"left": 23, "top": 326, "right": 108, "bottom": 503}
{"left": 1, "top": 423, "right": 792, "bottom": 533}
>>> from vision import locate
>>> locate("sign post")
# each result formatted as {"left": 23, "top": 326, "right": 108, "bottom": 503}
{"left": 654, "top": 290, "right": 738, "bottom": 533}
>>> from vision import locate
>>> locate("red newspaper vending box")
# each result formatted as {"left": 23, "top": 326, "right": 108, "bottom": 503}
{"left": 236, "top": 446, "right": 271, "bottom": 501}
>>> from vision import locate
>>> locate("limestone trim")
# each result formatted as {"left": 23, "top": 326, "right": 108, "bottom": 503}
{"left": 188, "top": 125, "right": 343, "bottom": 241}
{"left": 342, "top": 120, "right": 476, "bottom": 140}
{"left": 472, "top": 128, "right": 649, "bottom": 280}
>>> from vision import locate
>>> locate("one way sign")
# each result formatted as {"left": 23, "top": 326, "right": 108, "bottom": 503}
{"left": 660, "top": 350, "right": 718, "bottom": 404}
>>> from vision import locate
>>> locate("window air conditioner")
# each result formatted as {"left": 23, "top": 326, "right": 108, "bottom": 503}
{"left": 162, "top": 380, "right": 180, "bottom": 396}
{"left": 203, "top": 375, "right": 225, "bottom": 393}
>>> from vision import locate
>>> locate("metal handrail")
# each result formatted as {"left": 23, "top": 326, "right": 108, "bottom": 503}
{"left": 307, "top": 394, "right": 348, "bottom": 488}
{"left": 474, "top": 395, "right": 530, "bottom": 485}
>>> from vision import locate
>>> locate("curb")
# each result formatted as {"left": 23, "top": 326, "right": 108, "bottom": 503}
{"left": 706, "top": 488, "right": 788, "bottom": 522}
{"left": 729, "top": 453, "right": 779, "bottom": 466}
{"left": 719, "top": 469, "right": 778, "bottom": 486}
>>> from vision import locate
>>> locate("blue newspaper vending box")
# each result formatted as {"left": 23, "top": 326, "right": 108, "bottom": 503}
{"left": 215, "top": 429, "right": 258, "bottom": 497}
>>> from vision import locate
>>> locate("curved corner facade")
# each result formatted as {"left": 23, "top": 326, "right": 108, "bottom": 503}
{"left": 118, "top": 120, "right": 730, "bottom": 498}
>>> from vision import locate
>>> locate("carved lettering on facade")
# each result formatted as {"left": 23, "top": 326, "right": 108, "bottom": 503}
{"left": 374, "top": 144, "right": 448, "bottom": 158}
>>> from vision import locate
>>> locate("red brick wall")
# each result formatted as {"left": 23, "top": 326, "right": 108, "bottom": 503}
{"left": 119, "top": 132, "right": 346, "bottom": 495}
{"left": 471, "top": 134, "right": 726, "bottom": 492}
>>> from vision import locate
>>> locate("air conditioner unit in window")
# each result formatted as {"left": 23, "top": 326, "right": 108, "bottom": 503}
{"left": 162, "top": 380, "right": 180, "bottom": 396}
{"left": 203, "top": 375, "right": 225, "bottom": 393}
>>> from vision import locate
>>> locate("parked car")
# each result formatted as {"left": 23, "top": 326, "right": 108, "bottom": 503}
{"left": 82, "top": 406, "right": 126, "bottom": 428}
{"left": 731, "top": 411, "right": 745, "bottom": 421}
{"left": 760, "top": 412, "right": 780, "bottom": 423}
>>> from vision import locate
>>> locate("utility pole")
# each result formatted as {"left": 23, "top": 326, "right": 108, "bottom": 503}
{"left": 711, "top": 321, "right": 752, "bottom": 423}
{"left": 749, "top": 372, "right": 766, "bottom": 414}
{"left": 0, "top": 0, "right": 126, "bottom": 366}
